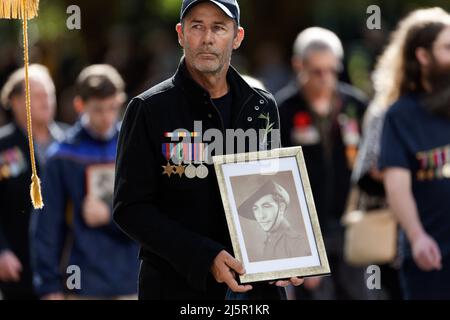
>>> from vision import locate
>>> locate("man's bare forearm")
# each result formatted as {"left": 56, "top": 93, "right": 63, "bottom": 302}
{"left": 384, "top": 168, "right": 425, "bottom": 243}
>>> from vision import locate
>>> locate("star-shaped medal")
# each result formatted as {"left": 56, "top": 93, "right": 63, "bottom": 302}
{"left": 162, "top": 162, "right": 175, "bottom": 177}
{"left": 174, "top": 164, "right": 186, "bottom": 177}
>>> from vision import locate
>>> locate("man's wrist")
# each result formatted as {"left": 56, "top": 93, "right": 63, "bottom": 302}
{"left": 407, "top": 225, "right": 426, "bottom": 244}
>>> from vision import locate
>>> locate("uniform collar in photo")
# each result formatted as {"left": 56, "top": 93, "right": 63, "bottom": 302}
{"left": 264, "top": 218, "right": 294, "bottom": 244}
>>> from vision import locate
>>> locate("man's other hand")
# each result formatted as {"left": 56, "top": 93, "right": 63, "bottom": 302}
{"left": 211, "top": 250, "right": 253, "bottom": 293}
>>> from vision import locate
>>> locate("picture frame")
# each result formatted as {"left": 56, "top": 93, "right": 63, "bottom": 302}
{"left": 213, "top": 147, "right": 330, "bottom": 283}
{"left": 85, "top": 163, "right": 116, "bottom": 207}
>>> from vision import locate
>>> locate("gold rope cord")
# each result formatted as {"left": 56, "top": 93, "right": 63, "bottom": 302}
{"left": 0, "top": 0, "right": 43, "bottom": 209}
{"left": 22, "top": 1, "right": 43, "bottom": 209}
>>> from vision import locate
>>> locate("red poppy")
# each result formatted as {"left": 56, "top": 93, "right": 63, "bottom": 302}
{"left": 294, "top": 112, "right": 312, "bottom": 128}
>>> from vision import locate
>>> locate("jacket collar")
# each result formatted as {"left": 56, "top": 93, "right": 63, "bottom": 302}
{"left": 172, "top": 58, "right": 265, "bottom": 126}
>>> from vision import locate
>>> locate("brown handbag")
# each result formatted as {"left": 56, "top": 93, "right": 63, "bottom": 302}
{"left": 342, "top": 187, "right": 397, "bottom": 266}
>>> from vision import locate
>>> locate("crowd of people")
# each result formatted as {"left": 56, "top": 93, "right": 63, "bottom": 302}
{"left": 0, "top": 0, "right": 449, "bottom": 300}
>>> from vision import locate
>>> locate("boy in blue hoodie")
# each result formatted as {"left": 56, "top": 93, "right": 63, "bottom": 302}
{"left": 31, "top": 65, "right": 139, "bottom": 300}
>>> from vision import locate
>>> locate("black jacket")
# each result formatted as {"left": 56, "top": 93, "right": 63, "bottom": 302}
{"left": 113, "top": 59, "right": 281, "bottom": 299}
{"left": 0, "top": 122, "right": 65, "bottom": 299}
{"left": 276, "top": 82, "right": 367, "bottom": 254}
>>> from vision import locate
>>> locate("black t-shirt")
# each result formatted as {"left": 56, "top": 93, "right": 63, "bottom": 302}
{"left": 212, "top": 91, "right": 233, "bottom": 129}
{"left": 379, "top": 94, "right": 450, "bottom": 258}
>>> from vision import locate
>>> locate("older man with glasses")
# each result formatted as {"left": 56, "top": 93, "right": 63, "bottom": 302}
{"left": 276, "top": 27, "right": 369, "bottom": 300}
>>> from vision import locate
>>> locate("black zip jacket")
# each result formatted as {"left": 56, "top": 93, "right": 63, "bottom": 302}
{"left": 113, "top": 59, "right": 281, "bottom": 299}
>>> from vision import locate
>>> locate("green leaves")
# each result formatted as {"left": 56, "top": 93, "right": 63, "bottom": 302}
{"left": 259, "top": 112, "right": 275, "bottom": 149}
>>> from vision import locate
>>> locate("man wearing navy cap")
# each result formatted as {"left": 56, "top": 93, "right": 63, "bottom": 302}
{"left": 113, "top": 0, "right": 303, "bottom": 299}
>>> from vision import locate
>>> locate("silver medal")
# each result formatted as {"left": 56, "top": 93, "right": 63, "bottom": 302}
{"left": 196, "top": 164, "right": 209, "bottom": 179}
{"left": 185, "top": 164, "right": 197, "bottom": 179}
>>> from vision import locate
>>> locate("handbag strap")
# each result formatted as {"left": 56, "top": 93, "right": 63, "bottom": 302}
{"left": 341, "top": 185, "right": 361, "bottom": 226}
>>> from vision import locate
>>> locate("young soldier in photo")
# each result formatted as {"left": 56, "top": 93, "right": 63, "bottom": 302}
{"left": 237, "top": 180, "right": 310, "bottom": 261}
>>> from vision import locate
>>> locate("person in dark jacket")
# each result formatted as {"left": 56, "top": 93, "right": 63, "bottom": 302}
{"left": 113, "top": 0, "right": 303, "bottom": 300}
{"left": 276, "top": 27, "right": 369, "bottom": 299}
{"left": 31, "top": 65, "right": 139, "bottom": 300}
{"left": 0, "top": 64, "right": 66, "bottom": 300}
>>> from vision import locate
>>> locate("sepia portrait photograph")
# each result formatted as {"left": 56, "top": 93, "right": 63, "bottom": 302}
{"left": 86, "top": 164, "right": 116, "bottom": 207}
{"left": 231, "top": 171, "right": 312, "bottom": 262}
{"left": 213, "top": 147, "right": 330, "bottom": 283}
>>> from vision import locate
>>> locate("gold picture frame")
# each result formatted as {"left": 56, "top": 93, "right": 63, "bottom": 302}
{"left": 213, "top": 147, "right": 330, "bottom": 283}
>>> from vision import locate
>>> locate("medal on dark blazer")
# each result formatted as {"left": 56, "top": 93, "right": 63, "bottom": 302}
{"left": 184, "top": 143, "right": 197, "bottom": 179}
{"left": 174, "top": 164, "right": 185, "bottom": 177}
{"left": 196, "top": 143, "right": 209, "bottom": 179}
{"left": 196, "top": 165, "right": 208, "bottom": 179}
{"left": 161, "top": 143, "right": 175, "bottom": 177}
{"left": 162, "top": 162, "right": 174, "bottom": 177}
{"left": 173, "top": 143, "right": 185, "bottom": 177}
{"left": 185, "top": 164, "right": 197, "bottom": 179}
{"left": 162, "top": 141, "right": 209, "bottom": 179}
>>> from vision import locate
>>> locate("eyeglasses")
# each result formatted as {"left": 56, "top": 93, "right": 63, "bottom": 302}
{"left": 306, "top": 67, "right": 340, "bottom": 77}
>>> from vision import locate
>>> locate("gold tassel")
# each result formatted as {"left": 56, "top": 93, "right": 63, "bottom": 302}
{"left": 31, "top": 174, "right": 43, "bottom": 209}
{"left": 0, "top": 0, "right": 43, "bottom": 209}
{"left": 0, "top": 0, "right": 39, "bottom": 19}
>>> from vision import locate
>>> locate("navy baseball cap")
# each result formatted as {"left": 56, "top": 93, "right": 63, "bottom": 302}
{"left": 180, "top": 0, "right": 240, "bottom": 25}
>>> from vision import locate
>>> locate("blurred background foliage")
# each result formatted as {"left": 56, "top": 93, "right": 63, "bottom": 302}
{"left": 1, "top": 0, "right": 450, "bottom": 123}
